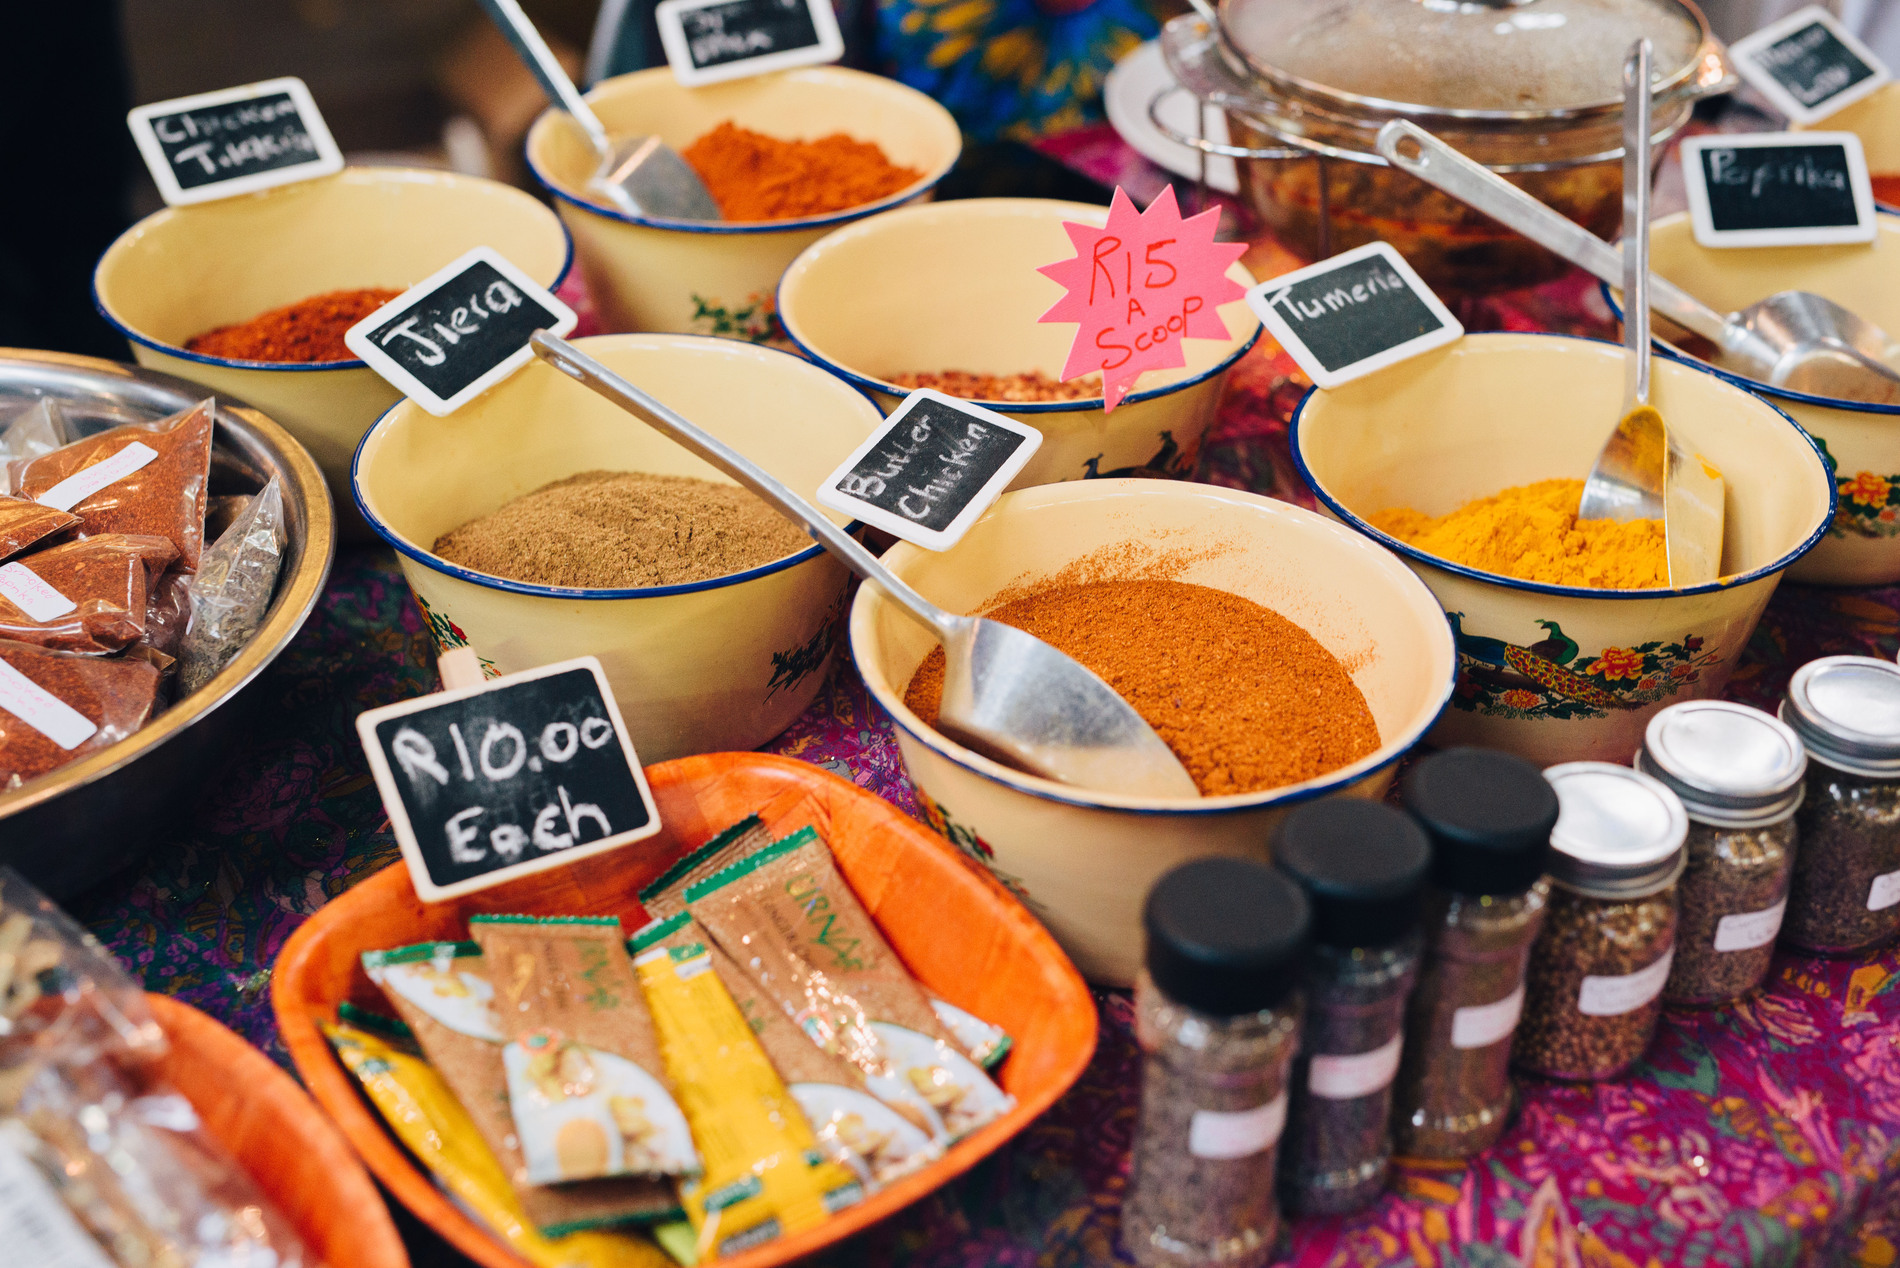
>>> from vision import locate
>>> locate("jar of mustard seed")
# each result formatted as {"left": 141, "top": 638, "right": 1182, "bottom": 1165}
{"left": 1389, "top": 748, "right": 1555, "bottom": 1161}
{"left": 1513, "top": 763, "right": 1685, "bottom": 1082}
{"left": 1274, "top": 800, "right": 1429, "bottom": 1216}
{"left": 1635, "top": 701, "right": 1804, "bottom": 1006}
{"left": 1779, "top": 656, "right": 1900, "bottom": 956}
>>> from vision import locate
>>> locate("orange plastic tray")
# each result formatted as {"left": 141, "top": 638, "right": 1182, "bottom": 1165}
{"left": 147, "top": 992, "right": 410, "bottom": 1268}
{"left": 271, "top": 752, "right": 1099, "bottom": 1268}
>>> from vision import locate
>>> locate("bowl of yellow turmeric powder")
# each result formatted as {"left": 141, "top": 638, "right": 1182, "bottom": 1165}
{"left": 1292, "top": 331, "right": 1835, "bottom": 766}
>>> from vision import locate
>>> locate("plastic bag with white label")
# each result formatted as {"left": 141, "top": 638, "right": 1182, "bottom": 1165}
{"left": 177, "top": 477, "right": 283, "bottom": 697}
{"left": 0, "top": 641, "right": 160, "bottom": 789}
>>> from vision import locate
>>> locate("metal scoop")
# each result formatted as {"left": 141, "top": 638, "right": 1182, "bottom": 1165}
{"left": 528, "top": 332, "right": 1201, "bottom": 799}
{"left": 477, "top": 0, "right": 722, "bottom": 220}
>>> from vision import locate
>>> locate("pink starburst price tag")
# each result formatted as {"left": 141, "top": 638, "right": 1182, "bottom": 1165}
{"left": 1036, "top": 186, "right": 1247, "bottom": 411}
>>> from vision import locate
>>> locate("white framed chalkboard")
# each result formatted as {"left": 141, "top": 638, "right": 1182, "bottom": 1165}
{"left": 1731, "top": 6, "right": 1890, "bottom": 125}
{"left": 656, "top": 0, "right": 845, "bottom": 86}
{"left": 1681, "top": 133, "right": 1877, "bottom": 248}
{"left": 1244, "top": 242, "right": 1463, "bottom": 390}
{"left": 357, "top": 656, "right": 662, "bottom": 901}
{"left": 126, "top": 77, "right": 344, "bottom": 206}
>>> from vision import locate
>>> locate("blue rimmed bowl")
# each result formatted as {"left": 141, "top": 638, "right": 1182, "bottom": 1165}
{"left": 776, "top": 198, "right": 1262, "bottom": 486}
{"left": 848, "top": 477, "right": 1457, "bottom": 986}
{"left": 352, "top": 333, "right": 880, "bottom": 761}
{"left": 1293, "top": 331, "right": 1834, "bottom": 767}
{"left": 525, "top": 66, "right": 960, "bottom": 338}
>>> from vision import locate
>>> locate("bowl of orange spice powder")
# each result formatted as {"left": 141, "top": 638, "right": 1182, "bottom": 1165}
{"left": 1292, "top": 331, "right": 1835, "bottom": 767}
{"left": 525, "top": 65, "right": 959, "bottom": 337}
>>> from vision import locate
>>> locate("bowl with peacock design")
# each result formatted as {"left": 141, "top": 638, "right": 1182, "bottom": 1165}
{"left": 1292, "top": 332, "right": 1835, "bottom": 766}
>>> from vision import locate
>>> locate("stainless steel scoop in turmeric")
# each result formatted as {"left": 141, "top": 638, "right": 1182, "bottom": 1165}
{"left": 529, "top": 332, "right": 1201, "bottom": 799}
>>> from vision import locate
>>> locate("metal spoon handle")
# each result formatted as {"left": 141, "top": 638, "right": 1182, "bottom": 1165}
{"left": 1624, "top": 40, "right": 1651, "bottom": 408}
{"left": 530, "top": 332, "right": 966, "bottom": 643}
{"left": 475, "top": 0, "right": 613, "bottom": 157}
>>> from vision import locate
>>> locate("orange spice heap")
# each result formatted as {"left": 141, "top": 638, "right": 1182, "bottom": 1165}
{"left": 681, "top": 122, "right": 923, "bottom": 222}
{"left": 886, "top": 370, "right": 1104, "bottom": 403}
{"left": 186, "top": 288, "right": 403, "bottom": 363}
{"left": 1371, "top": 478, "right": 1668, "bottom": 589}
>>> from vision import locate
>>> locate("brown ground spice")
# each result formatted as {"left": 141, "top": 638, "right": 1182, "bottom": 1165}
{"left": 903, "top": 579, "right": 1380, "bottom": 796}
{"left": 886, "top": 370, "right": 1104, "bottom": 403}
{"left": 681, "top": 121, "right": 922, "bottom": 221}
{"left": 185, "top": 287, "right": 403, "bottom": 362}
{"left": 432, "top": 470, "right": 812, "bottom": 589}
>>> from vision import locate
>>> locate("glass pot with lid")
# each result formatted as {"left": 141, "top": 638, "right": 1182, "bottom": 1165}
{"left": 1158, "top": 0, "right": 1735, "bottom": 293}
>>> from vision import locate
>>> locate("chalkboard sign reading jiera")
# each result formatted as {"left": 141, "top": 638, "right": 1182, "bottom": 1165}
{"left": 817, "top": 390, "right": 1042, "bottom": 551}
{"left": 1245, "top": 242, "right": 1463, "bottom": 390}
{"left": 127, "top": 77, "right": 344, "bottom": 206}
{"left": 358, "top": 657, "right": 662, "bottom": 901}
{"left": 1731, "top": 6, "right": 1889, "bottom": 126}
{"left": 1681, "top": 133, "right": 1877, "bottom": 247}
{"left": 345, "top": 247, "right": 577, "bottom": 416}
{"left": 656, "top": 0, "right": 845, "bottom": 86}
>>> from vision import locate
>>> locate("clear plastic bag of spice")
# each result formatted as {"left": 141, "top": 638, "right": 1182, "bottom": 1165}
{"left": 177, "top": 477, "right": 283, "bottom": 697}
{"left": 0, "top": 399, "right": 74, "bottom": 492}
{"left": 0, "top": 640, "right": 161, "bottom": 789}
{"left": 0, "top": 534, "right": 177, "bottom": 655}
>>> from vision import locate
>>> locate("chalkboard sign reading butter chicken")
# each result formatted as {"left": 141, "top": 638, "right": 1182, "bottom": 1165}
{"left": 1681, "top": 133, "right": 1877, "bottom": 248}
{"left": 356, "top": 657, "right": 661, "bottom": 901}
{"left": 1246, "top": 242, "right": 1462, "bottom": 390}
{"left": 127, "top": 77, "right": 344, "bottom": 206}
{"left": 1731, "top": 6, "right": 1890, "bottom": 126}
{"left": 656, "top": 0, "right": 845, "bottom": 87}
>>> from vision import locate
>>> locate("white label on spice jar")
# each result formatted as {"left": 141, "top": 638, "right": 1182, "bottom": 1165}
{"left": 0, "top": 1130, "right": 118, "bottom": 1268}
{"left": 0, "top": 564, "right": 75, "bottom": 623}
{"left": 0, "top": 660, "right": 95, "bottom": 750}
{"left": 34, "top": 441, "right": 158, "bottom": 513}
{"left": 1451, "top": 984, "right": 1525, "bottom": 1050}
{"left": 1870, "top": 869, "right": 1900, "bottom": 911}
{"left": 1187, "top": 1091, "right": 1288, "bottom": 1160}
{"left": 1578, "top": 947, "right": 1676, "bottom": 1017}
{"left": 1307, "top": 1032, "right": 1404, "bottom": 1100}
{"left": 1714, "top": 899, "right": 1788, "bottom": 952}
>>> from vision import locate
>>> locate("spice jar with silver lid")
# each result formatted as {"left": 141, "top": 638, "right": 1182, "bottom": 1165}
{"left": 1274, "top": 800, "right": 1429, "bottom": 1216}
{"left": 1513, "top": 763, "right": 1686, "bottom": 1082}
{"left": 1635, "top": 701, "right": 1804, "bottom": 1006}
{"left": 1123, "top": 858, "right": 1309, "bottom": 1268}
{"left": 1390, "top": 748, "right": 1555, "bottom": 1161}
{"left": 1778, "top": 656, "right": 1900, "bottom": 955}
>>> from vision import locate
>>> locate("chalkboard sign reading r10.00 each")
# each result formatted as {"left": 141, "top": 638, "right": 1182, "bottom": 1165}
{"left": 1680, "top": 133, "right": 1876, "bottom": 247}
{"left": 1245, "top": 242, "right": 1463, "bottom": 389}
{"left": 126, "top": 77, "right": 344, "bottom": 206}
{"left": 1730, "top": 5, "right": 1889, "bottom": 125}
{"left": 656, "top": 0, "right": 845, "bottom": 86}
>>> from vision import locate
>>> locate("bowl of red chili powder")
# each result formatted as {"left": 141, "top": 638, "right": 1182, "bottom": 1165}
{"left": 848, "top": 477, "right": 1458, "bottom": 986}
{"left": 524, "top": 66, "right": 960, "bottom": 337}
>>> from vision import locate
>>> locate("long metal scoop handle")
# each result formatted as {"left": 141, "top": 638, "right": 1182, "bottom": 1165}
{"left": 1624, "top": 41, "right": 1651, "bottom": 409}
{"left": 476, "top": 0, "right": 613, "bottom": 157}
{"left": 530, "top": 332, "right": 968, "bottom": 645}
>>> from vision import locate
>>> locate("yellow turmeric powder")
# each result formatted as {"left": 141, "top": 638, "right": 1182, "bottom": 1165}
{"left": 1370, "top": 478, "right": 1669, "bottom": 589}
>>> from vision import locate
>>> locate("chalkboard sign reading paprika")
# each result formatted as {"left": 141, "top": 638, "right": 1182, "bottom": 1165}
{"left": 358, "top": 656, "right": 662, "bottom": 901}
{"left": 656, "top": 0, "right": 845, "bottom": 86}
{"left": 1245, "top": 242, "right": 1463, "bottom": 389}
{"left": 1681, "top": 133, "right": 1877, "bottom": 247}
{"left": 1731, "top": 6, "right": 1889, "bottom": 125}
{"left": 127, "top": 77, "right": 343, "bottom": 206}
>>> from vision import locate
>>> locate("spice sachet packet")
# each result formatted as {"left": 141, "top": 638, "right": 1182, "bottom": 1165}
{"left": 629, "top": 912, "right": 864, "bottom": 1260}
{"left": 178, "top": 477, "right": 284, "bottom": 696}
{"left": 0, "top": 533, "right": 177, "bottom": 655}
{"left": 363, "top": 941, "right": 680, "bottom": 1233}
{"left": 0, "top": 495, "right": 78, "bottom": 564}
{"left": 684, "top": 827, "right": 1015, "bottom": 1142}
{"left": 0, "top": 399, "right": 75, "bottom": 492}
{"left": 469, "top": 915, "right": 699, "bottom": 1185}
{"left": 141, "top": 570, "right": 191, "bottom": 658}
{"left": 0, "top": 640, "right": 160, "bottom": 788}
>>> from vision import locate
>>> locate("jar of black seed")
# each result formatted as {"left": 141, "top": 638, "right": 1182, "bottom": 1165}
{"left": 1635, "top": 701, "right": 1804, "bottom": 1006}
{"left": 1389, "top": 748, "right": 1556, "bottom": 1161}
{"left": 1778, "top": 656, "right": 1900, "bottom": 956}
{"left": 1274, "top": 800, "right": 1429, "bottom": 1216}
{"left": 1513, "top": 763, "right": 1686, "bottom": 1082}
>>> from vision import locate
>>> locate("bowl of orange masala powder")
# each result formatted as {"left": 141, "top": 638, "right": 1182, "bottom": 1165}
{"left": 848, "top": 477, "right": 1458, "bottom": 986}
{"left": 1292, "top": 331, "right": 1834, "bottom": 767}
{"left": 525, "top": 65, "right": 960, "bottom": 337}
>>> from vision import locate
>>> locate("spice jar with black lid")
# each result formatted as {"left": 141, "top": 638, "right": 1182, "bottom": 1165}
{"left": 1513, "top": 763, "right": 1685, "bottom": 1082}
{"left": 1123, "top": 857, "right": 1309, "bottom": 1268}
{"left": 1390, "top": 747, "right": 1555, "bottom": 1161}
{"left": 1274, "top": 800, "right": 1429, "bottom": 1216}
{"left": 1635, "top": 701, "right": 1804, "bottom": 1006}
{"left": 1778, "top": 656, "right": 1900, "bottom": 955}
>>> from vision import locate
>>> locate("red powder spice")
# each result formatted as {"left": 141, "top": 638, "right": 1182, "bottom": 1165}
{"left": 0, "top": 639, "right": 161, "bottom": 787}
{"left": 681, "top": 122, "right": 923, "bottom": 221}
{"left": 185, "top": 287, "right": 403, "bottom": 362}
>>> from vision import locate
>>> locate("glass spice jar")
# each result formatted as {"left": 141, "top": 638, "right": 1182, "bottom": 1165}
{"left": 1123, "top": 858, "right": 1309, "bottom": 1268}
{"left": 1635, "top": 701, "right": 1804, "bottom": 1006}
{"left": 1273, "top": 800, "right": 1429, "bottom": 1217}
{"left": 1513, "top": 763, "right": 1686, "bottom": 1082}
{"left": 1389, "top": 748, "right": 1556, "bottom": 1161}
{"left": 1778, "top": 656, "right": 1900, "bottom": 956}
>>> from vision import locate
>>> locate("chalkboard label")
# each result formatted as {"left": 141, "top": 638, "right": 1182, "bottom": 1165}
{"left": 357, "top": 656, "right": 662, "bottom": 901}
{"left": 1244, "top": 242, "right": 1463, "bottom": 389}
{"left": 344, "top": 247, "right": 577, "bottom": 416}
{"left": 127, "top": 77, "right": 344, "bottom": 206}
{"left": 656, "top": 0, "right": 845, "bottom": 86}
{"left": 816, "top": 389, "right": 1042, "bottom": 550}
{"left": 1732, "top": 6, "right": 1889, "bottom": 125}
{"left": 1681, "top": 133, "right": 1877, "bottom": 248}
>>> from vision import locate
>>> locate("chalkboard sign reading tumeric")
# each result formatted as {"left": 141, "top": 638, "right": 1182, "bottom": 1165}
{"left": 656, "top": 0, "right": 845, "bottom": 86}
{"left": 1681, "top": 133, "right": 1877, "bottom": 247}
{"left": 127, "top": 77, "right": 343, "bottom": 206}
{"left": 1732, "top": 6, "right": 1889, "bottom": 125}
{"left": 357, "top": 656, "right": 661, "bottom": 901}
{"left": 817, "top": 389, "right": 1042, "bottom": 550}
{"left": 1245, "top": 242, "right": 1462, "bottom": 389}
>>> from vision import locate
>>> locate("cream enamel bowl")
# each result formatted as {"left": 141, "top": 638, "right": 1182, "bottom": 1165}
{"left": 525, "top": 66, "right": 960, "bottom": 337}
{"left": 849, "top": 477, "right": 1457, "bottom": 986}
{"left": 1293, "top": 332, "right": 1834, "bottom": 768}
{"left": 353, "top": 334, "right": 880, "bottom": 762}
{"left": 94, "top": 167, "right": 571, "bottom": 537}
{"left": 779, "top": 199, "right": 1261, "bottom": 486}
{"left": 1793, "top": 82, "right": 1900, "bottom": 207}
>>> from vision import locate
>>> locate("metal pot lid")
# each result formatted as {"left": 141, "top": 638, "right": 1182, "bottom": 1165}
{"left": 1542, "top": 761, "right": 1688, "bottom": 898}
{"left": 1635, "top": 700, "right": 1805, "bottom": 827}
{"left": 1779, "top": 656, "right": 1900, "bottom": 779}
{"left": 1218, "top": 0, "right": 1707, "bottom": 117}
